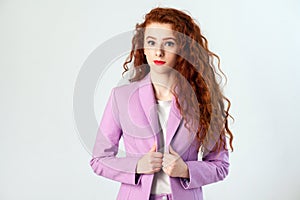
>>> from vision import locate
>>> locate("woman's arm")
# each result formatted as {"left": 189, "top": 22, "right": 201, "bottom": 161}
{"left": 180, "top": 144, "right": 230, "bottom": 189}
{"left": 90, "top": 88, "right": 142, "bottom": 185}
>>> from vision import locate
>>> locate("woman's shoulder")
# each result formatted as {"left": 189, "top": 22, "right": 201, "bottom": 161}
{"left": 113, "top": 73, "right": 150, "bottom": 94}
{"left": 113, "top": 79, "right": 139, "bottom": 92}
{"left": 110, "top": 80, "right": 142, "bottom": 101}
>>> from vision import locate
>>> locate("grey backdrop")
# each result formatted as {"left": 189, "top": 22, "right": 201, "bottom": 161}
{"left": 1, "top": 0, "right": 300, "bottom": 199}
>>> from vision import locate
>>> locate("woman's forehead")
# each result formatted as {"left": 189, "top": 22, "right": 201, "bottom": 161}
{"left": 144, "top": 23, "right": 175, "bottom": 38}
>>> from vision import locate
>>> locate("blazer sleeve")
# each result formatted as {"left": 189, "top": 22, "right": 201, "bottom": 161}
{"left": 180, "top": 141, "right": 230, "bottom": 189}
{"left": 90, "top": 88, "right": 142, "bottom": 185}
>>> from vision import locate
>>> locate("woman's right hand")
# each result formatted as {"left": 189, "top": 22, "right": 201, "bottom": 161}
{"left": 136, "top": 144, "right": 163, "bottom": 174}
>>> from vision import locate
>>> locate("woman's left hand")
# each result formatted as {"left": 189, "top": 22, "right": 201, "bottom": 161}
{"left": 162, "top": 146, "right": 190, "bottom": 178}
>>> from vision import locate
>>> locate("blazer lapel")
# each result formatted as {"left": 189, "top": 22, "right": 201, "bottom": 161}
{"left": 138, "top": 73, "right": 160, "bottom": 138}
{"left": 165, "top": 94, "right": 182, "bottom": 148}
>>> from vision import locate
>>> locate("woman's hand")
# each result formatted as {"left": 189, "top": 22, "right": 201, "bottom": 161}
{"left": 136, "top": 144, "right": 163, "bottom": 174}
{"left": 162, "top": 146, "right": 190, "bottom": 178}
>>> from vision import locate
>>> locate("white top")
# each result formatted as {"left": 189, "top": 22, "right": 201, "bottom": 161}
{"left": 150, "top": 99, "right": 172, "bottom": 194}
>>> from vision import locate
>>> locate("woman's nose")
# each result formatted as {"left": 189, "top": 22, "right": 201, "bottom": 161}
{"left": 155, "top": 47, "right": 164, "bottom": 57}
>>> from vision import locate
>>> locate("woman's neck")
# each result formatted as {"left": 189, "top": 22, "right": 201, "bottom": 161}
{"left": 150, "top": 72, "right": 176, "bottom": 101}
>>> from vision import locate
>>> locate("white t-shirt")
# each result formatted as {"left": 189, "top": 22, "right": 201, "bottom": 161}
{"left": 150, "top": 99, "right": 172, "bottom": 194}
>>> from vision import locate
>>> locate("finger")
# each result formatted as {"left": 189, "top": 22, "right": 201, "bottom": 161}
{"left": 162, "top": 156, "right": 169, "bottom": 166}
{"left": 163, "top": 153, "right": 174, "bottom": 162}
{"left": 162, "top": 157, "right": 173, "bottom": 166}
{"left": 151, "top": 162, "right": 163, "bottom": 168}
{"left": 149, "top": 144, "right": 156, "bottom": 152}
{"left": 150, "top": 157, "right": 163, "bottom": 164}
{"left": 149, "top": 160, "right": 163, "bottom": 167}
{"left": 169, "top": 145, "right": 179, "bottom": 156}
{"left": 163, "top": 155, "right": 178, "bottom": 168}
{"left": 149, "top": 163, "right": 162, "bottom": 172}
{"left": 162, "top": 166, "right": 170, "bottom": 175}
{"left": 162, "top": 161, "right": 168, "bottom": 168}
{"left": 145, "top": 168, "right": 160, "bottom": 174}
{"left": 153, "top": 167, "right": 161, "bottom": 173}
{"left": 151, "top": 152, "right": 163, "bottom": 158}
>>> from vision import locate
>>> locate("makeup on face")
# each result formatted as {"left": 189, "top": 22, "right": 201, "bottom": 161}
{"left": 154, "top": 60, "right": 166, "bottom": 65}
{"left": 144, "top": 23, "right": 178, "bottom": 69}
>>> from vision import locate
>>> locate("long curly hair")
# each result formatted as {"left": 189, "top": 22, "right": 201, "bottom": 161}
{"left": 122, "top": 7, "right": 234, "bottom": 153}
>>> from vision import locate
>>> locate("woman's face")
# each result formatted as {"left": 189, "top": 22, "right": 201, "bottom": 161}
{"left": 144, "top": 23, "right": 178, "bottom": 73}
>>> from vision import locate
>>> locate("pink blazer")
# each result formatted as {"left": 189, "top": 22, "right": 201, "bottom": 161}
{"left": 90, "top": 73, "right": 229, "bottom": 200}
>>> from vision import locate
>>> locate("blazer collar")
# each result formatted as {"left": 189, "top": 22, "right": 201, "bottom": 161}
{"left": 138, "top": 73, "right": 182, "bottom": 149}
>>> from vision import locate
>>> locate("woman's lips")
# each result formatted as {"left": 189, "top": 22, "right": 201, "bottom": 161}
{"left": 154, "top": 60, "right": 166, "bottom": 65}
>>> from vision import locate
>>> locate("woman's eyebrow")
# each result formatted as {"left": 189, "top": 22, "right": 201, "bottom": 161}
{"left": 162, "top": 37, "right": 176, "bottom": 41}
{"left": 145, "top": 36, "right": 176, "bottom": 41}
{"left": 145, "top": 36, "right": 157, "bottom": 40}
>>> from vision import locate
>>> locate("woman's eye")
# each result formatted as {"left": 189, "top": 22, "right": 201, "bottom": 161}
{"left": 147, "top": 40, "right": 155, "bottom": 46}
{"left": 165, "top": 41, "right": 175, "bottom": 47}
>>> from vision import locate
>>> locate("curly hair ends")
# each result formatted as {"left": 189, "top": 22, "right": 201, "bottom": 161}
{"left": 122, "top": 7, "right": 234, "bottom": 153}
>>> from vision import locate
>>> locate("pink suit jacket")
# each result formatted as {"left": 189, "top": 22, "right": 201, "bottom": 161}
{"left": 90, "top": 73, "right": 229, "bottom": 200}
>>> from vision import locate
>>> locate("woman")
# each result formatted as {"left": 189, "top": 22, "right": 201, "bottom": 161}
{"left": 90, "top": 7, "right": 234, "bottom": 200}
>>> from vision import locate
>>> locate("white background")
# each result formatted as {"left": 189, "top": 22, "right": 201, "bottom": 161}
{"left": 1, "top": 0, "right": 300, "bottom": 199}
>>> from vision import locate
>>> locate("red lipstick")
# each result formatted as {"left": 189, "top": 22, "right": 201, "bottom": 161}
{"left": 154, "top": 60, "right": 166, "bottom": 65}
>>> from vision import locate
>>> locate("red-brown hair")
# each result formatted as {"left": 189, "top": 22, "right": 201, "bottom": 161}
{"left": 123, "top": 7, "right": 234, "bottom": 153}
